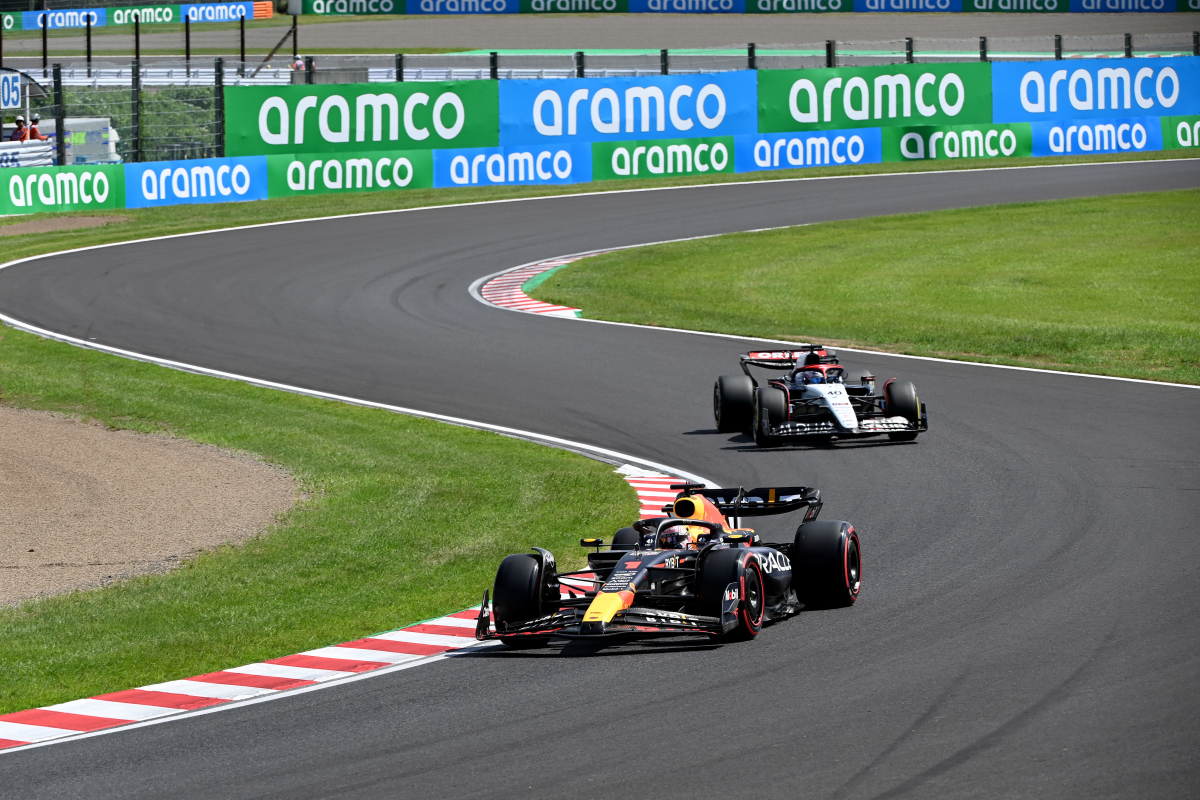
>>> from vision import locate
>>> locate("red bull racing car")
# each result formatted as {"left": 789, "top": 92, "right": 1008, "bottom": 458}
{"left": 713, "top": 346, "right": 928, "bottom": 447}
{"left": 475, "top": 482, "right": 860, "bottom": 645}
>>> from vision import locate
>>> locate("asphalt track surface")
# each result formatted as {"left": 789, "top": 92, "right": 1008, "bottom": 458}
{"left": 2, "top": 160, "right": 1199, "bottom": 798}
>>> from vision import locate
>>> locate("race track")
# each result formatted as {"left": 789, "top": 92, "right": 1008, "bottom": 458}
{"left": 2, "top": 160, "right": 1199, "bottom": 798}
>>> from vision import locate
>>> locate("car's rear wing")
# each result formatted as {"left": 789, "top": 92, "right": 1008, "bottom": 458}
{"left": 668, "top": 483, "right": 823, "bottom": 522}
{"left": 740, "top": 346, "right": 839, "bottom": 375}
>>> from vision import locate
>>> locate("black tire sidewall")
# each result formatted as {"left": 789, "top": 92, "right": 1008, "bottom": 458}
{"left": 793, "top": 521, "right": 861, "bottom": 608}
{"left": 493, "top": 553, "right": 542, "bottom": 627}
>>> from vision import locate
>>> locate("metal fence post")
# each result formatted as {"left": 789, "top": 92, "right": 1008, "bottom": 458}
{"left": 239, "top": 17, "right": 246, "bottom": 76}
{"left": 825, "top": 40, "right": 835, "bottom": 69}
{"left": 304, "top": 54, "right": 314, "bottom": 84}
{"left": 490, "top": 51, "right": 498, "bottom": 80}
{"left": 574, "top": 50, "right": 584, "bottom": 78}
{"left": 185, "top": 15, "right": 190, "bottom": 64}
{"left": 131, "top": 58, "right": 140, "bottom": 163}
{"left": 292, "top": 14, "right": 298, "bottom": 60}
{"left": 214, "top": 57, "right": 224, "bottom": 157}
{"left": 748, "top": 42, "right": 756, "bottom": 70}
{"left": 1124, "top": 33, "right": 1132, "bottom": 58}
{"left": 979, "top": 36, "right": 987, "bottom": 62}
{"left": 52, "top": 63, "right": 65, "bottom": 166}
{"left": 1194, "top": 31, "right": 1199, "bottom": 56}
{"left": 395, "top": 52, "right": 403, "bottom": 82}
{"left": 135, "top": 17, "right": 140, "bottom": 62}
{"left": 660, "top": 48, "right": 668, "bottom": 75}
{"left": 905, "top": 37, "right": 913, "bottom": 63}
{"left": 41, "top": 12, "right": 47, "bottom": 76}
{"left": 1054, "top": 34, "right": 1062, "bottom": 60}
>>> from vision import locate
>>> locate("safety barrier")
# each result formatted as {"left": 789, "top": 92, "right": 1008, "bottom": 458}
{"left": 3, "top": 56, "right": 1197, "bottom": 216}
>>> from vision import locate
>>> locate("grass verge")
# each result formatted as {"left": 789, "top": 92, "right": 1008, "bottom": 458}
{"left": 0, "top": 325, "right": 636, "bottom": 715}
{"left": 530, "top": 189, "right": 1200, "bottom": 385}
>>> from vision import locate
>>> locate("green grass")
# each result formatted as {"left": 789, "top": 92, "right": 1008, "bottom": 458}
{"left": 0, "top": 325, "right": 636, "bottom": 714}
{"left": 531, "top": 189, "right": 1200, "bottom": 385}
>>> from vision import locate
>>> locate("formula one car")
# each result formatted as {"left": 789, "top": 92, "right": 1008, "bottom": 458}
{"left": 475, "top": 482, "right": 860, "bottom": 645}
{"left": 713, "top": 346, "right": 928, "bottom": 447}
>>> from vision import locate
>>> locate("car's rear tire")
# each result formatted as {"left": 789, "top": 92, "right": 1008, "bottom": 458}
{"left": 793, "top": 521, "right": 861, "bottom": 608}
{"left": 714, "top": 375, "right": 755, "bottom": 433}
{"left": 611, "top": 526, "right": 639, "bottom": 551}
{"left": 753, "top": 386, "right": 787, "bottom": 447}
{"left": 698, "top": 548, "right": 765, "bottom": 639}
{"left": 493, "top": 554, "right": 550, "bottom": 648}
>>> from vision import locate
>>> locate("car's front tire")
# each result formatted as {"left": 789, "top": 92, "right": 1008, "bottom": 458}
{"left": 884, "top": 379, "right": 921, "bottom": 441}
{"left": 493, "top": 553, "right": 550, "bottom": 648}
{"left": 714, "top": 375, "right": 755, "bottom": 433}
{"left": 698, "top": 548, "right": 765, "bottom": 639}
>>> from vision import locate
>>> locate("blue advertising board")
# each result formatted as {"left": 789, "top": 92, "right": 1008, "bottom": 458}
{"left": 1030, "top": 116, "right": 1163, "bottom": 156}
{"left": 181, "top": 1, "right": 253, "bottom": 19}
{"left": 499, "top": 71, "right": 758, "bottom": 147}
{"left": 853, "top": 0, "right": 962, "bottom": 9}
{"left": 628, "top": 0, "right": 745, "bottom": 10}
{"left": 125, "top": 156, "right": 267, "bottom": 208}
{"left": 734, "top": 128, "right": 882, "bottom": 172}
{"left": 1069, "top": 0, "right": 1173, "bottom": 10}
{"left": 432, "top": 144, "right": 591, "bottom": 187}
{"left": 993, "top": 57, "right": 1199, "bottom": 123}
{"left": 405, "top": 0, "right": 517, "bottom": 13}
{"left": 23, "top": 9, "right": 104, "bottom": 28}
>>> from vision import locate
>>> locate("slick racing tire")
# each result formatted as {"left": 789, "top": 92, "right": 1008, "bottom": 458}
{"left": 698, "top": 548, "right": 765, "bottom": 640}
{"left": 793, "top": 521, "right": 861, "bottom": 609}
{"left": 493, "top": 554, "right": 550, "bottom": 648}
{"left": 753, "top": 386, "right": 787, "bottom": 448}
{"left": 884, "top": 379, "right": 921, "bottom": 441}
{"left": 611, "top": 526, "right": 639, "bottom": 551}
{"left": 714, "top": 375, "right": 755, "bottom": 433}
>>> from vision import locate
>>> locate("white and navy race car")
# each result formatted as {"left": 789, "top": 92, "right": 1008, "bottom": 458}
{"left": 713, "top": 346, "right": 928, "bottom": 446}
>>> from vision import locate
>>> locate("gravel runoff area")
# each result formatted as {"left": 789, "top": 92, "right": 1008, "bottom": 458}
{"left": 0, "top": 407, "right": 297, "bottom": 606}
{"left": 0, "top": 217, "right": 128, "bottom": 238}
{"left": 2, "top": 13, "right": 1196, "bottom": 57}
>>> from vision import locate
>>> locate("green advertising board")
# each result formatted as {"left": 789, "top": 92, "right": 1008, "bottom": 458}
{"left": 224, "top": 82, "right": 499, "bottom": 157}
{"left": 882, "top": 123, "right": 1032, "bottom": 161}
{"left": 758, "top": 63, "right": 993, "bottom": 133}
{"left": 520, "top": 0, "right": 629, "bottom": 10}
{"left": 108, "top": 5, "right": 182, "bottom": 24}
{"left": 267, "top": 150, "right": 433, "bottom": 196}
{"left": 592, "top": 137, "right": 734, "bottom": 181}
{"left": 1162, "top": 115, "right": 1200, "bottom": 150}
{"left": 0, "top": 165, "right": 125, "bottom": 216}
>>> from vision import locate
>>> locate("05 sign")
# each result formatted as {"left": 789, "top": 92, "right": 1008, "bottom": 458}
{"left": 0, "top": 73, "right": 20, "bottom": 109}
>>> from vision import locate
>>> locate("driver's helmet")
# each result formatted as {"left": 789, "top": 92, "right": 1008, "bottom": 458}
{"left": 658, "top": 523, "right": 717, "bottom": 550}
{"left": 803, "top": 369, "right": 824, "bottom": 384}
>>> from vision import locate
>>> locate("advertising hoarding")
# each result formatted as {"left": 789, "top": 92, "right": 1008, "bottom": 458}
{"left": 1029, "top": 115, "right": 1163, "bottom": 155}
{"left": 125, "top": 156, "right": 267, "bottom": 207}
{"left": 224, "top": 82, "right": 500, "bottom": 156}
{"left": 499, "top": 72, "right": 757, "bottom": 147}
{"left": 992, "top": 58, "right": 1199, "bottom": 123}
{"left": 268, "top": 150, "right": 434, "bottom": 194}
{"left": 758, "top": 63, "right": 993, "bottom": 133}
{"left": 0, "top": 165, "right": 124, "bottom": 215}
{"left": 592, "top": 136, "right": 735, "bottom": 179}
{"left": 432, "top": 144, "right": 591, "bottom": 186}
{"left": 881, "top": 123, "right": 1032, "bottom": 160}
{"left": 735, "top": 128, "right": 881, "bottom": 170}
